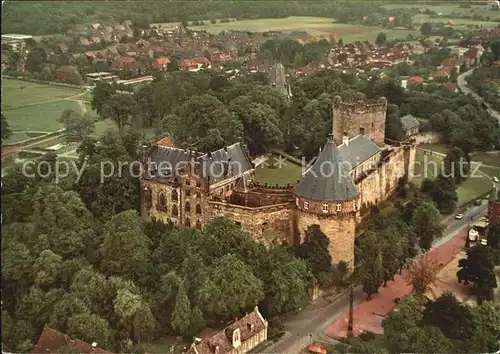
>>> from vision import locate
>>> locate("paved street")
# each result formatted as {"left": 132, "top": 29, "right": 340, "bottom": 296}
{"left": 261, "top": 202, "right": 488, "bottom": 354}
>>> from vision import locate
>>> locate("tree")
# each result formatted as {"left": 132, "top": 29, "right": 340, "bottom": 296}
{"left": 457, "top": 245, "right": 498, "bottom": 302}
{"left": 58, "top": 109, "right": 95, "bottom": 140}
{"left": 422, "top": 292, "right": 474, "bottom": 340}
{"left": 91, "top": 82, "right": 116, "bottom": 116}
{"left": 420, "top": 22, "right": 433, "bottom": 36}
{"left": 25, "top": 49, "right": 44, "bottom": 72}
{"left": 358, "top": 231, "right": 383, "bottom": 300}
{"left": 487, "top": 224, "right": 500, "bottom": 249}
{"left": 33, "top": 249, "right": 63, "bottom": 288}
{"left": 102, "top": 94, "right": 138, "bottom": 134}
{"left": 443, "top": 147, "right": 470, "bottom": 184}
{"left": 67, "top": 312, "right": 112, "bottom": 349}
{"left": 404, "top": 253, "right": 440, "bottom": 298}
{"left": 295, "top": 224, "right": 333, "bottom": 288}
{"left": 470, "top": 301, "right": 500, "bottom": 352}
{"left": 171, "top": 281, "right": 192, "bottom": 337}
{"left": 420, "top": 176, "right": 458, "bottom": 214}
{"left": 410, "top": 201, "right": 442, "bottom": 251}
{"left": 375, "top": 32, "right": 387, "bottom": 46}
{"left": 100, "top": 210, "right": 152, "bottom": 282}
{"left": 1, "top": 113, "right": 12, "bottom": 140}
{"left": 197, "top": 253, "right": 264, "bottom": 319}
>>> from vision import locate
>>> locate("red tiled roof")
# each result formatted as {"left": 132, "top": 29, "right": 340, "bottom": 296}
{"left": 32, "top": 327, "right": 112, "bottom": 354}
{"left": 431, "top": 70, "right": 449, "bottom": 78}
{"left": 408, "top": 76, "right": 424, "bottom": 83}
{"left": 463, "top": 48, "right": 479, "bottom": 59}
{"left": 443, "top": 82, "right": 458, "bottom": 92}
{"left": 156, "top": 136, "right": 175, "bottom": 148}
{"left": 155, "top": 57, "right": 171, "bottom": 66}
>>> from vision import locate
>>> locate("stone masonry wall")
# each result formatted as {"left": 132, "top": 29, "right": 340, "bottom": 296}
{"left": 355, "top": 146, "right": 408, "bottom": 212}
{"left": 414, "top": 132, "right": 443, "bottom": 145}
{"left": 295, "top": 205, "right": 357, "bottom": 269}
{"left": 206, "top": 201, "right": 295, "bottom": 246}
{"left": 332, "top": 96, "right": 387, "bottom": 147}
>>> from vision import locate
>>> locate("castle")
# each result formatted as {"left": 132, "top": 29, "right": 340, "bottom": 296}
{"left": 140, "top": 96, "right": 416, "bottom": 269}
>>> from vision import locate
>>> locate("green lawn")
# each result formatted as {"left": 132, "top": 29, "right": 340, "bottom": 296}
{"left": 414, "top": 151, "right": 493, "bottom": 206}
{"left": 382, "top": 3, "right": 500, "bottom": 22}
{"left": 479, "top": 165, "right": 500, "bottom": 180}
{"left": 4, "top": 100, "right": 82, "bottom": 133}
{"left": 2, "top": 78, "right": 81, "bottom": 109}
{"left": 470, "top": 151, "right": 500, "bottom": 167}
{"left": 254, "top": 156, "right": 302, "bottom": 186}
{"left": 153, "top": 16, "right": 418, "bottom": 42}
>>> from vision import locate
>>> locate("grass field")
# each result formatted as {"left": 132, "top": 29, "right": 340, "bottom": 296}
{"left": 4, "top": 100, "right": 82, "bottom": 133}
{"left": 419, "top": 143, "right": 500, "bottom": 167}
{"left": 2, "top": 79, "right": 84, "bottom": 144}
{"left": 153, "top": 16, "right": 419, "bottom": 42}
{"left": 254, "top": 155, "right": 302, "bottom": 186}
{"left": 414, "top": 151, "right": 492, "bottom": 206}
{"left": 2, "top": 79, "right": 81, "bottom": 109}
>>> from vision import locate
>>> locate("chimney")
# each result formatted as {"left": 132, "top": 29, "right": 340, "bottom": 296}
{"left": 342, "top": 134, "right": 349, "bottom": 146}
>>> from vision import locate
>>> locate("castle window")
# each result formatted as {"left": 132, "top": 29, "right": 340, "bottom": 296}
{"left": 196, "top": 181, "right": 201, "bottom": 188}
{"left": 322, "top": 203, "right": 328, "bottom": 213}
{"left": 185, "top": 188, "right": 191, "bottom": 197}
{"left": 196, "top": 192, "right": 201, "bottom": 199}
{"left": 196, "top": 220, "right": 202, "bottom": 229}
{"left": 371, "top": 123, "right": 374, "bottom": 128}
{"left": 195, "top": 204, "right": 202, "bottom": 214}
{"left": 225, "top": 185, "right": 229, "bottom": 192}
{"left": 336, "top": 203, "right": 342, "bottom": 212}
{"left": 304, "top": 201, "right": 309, "bottom": 210}
{"left": 185, "top": 202, "right": 191, "bottom": 213}
{"left": 359, "top": 127, "right": 365, "bottom": 135}
{"left": 185, "top": 218, "right": 191, "bottom": 227}
{"left": 295, "top": 197, "right": 299, "bottom": 206}
{"left": 158, "top": 192, "right": 167, "bottom": 211}
{"left": 185, "top": 180, "right": 190, "bottom": 186}
{"left": 172, "top": 189, "right": 178, "bottom": 202}
{"left": 172, "top": 204, "right": 178, "bottom": 217}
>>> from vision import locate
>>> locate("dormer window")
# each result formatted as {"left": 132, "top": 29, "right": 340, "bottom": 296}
{"left": 322, "top": 203, "right": 328, "bottom": 213}
{"left": 304, "top": 201, "right": 309, "bottom": 210}
{"left": 336, "top": 203, "right": 342, "bottom": 212}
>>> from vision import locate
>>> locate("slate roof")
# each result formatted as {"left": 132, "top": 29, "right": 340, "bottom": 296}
{"left": 293, "top": 135, "right": 358, "bottom": 201}
{"left": 400, "top": 114, "right": 420, "bottom": 131}
{"left": 32, "top": 327, "right": 111, "bottom": 354}
{"left": 187, "top": 306, "right": 267, "bottom": 354}
{"left": 143, "top": 142, "right": 252, "bottom": 185}
{"left": 338, "top": 134, "right": 381, "bottom": 170}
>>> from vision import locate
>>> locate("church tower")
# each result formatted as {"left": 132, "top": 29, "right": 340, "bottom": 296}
{"left": 269, "top": 62, "right": 292, "bottom": 101}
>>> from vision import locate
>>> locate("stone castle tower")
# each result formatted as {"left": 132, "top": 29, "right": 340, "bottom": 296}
{"left": 293, "top": 134, "right": 358, "bottom": 269}
{"left": 332, "top": 95, "right": 388, "bottom": 147}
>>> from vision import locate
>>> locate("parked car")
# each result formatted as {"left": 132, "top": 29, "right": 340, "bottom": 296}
{"left": 494, "top": 177, "right": 499, "bottom": 183}
{"left": 474, "top": 199, "right": 482, "bottom": 206}
{"left": 455, "top": 213, "right": 464, "bottom": 220}
{"left": 481, "top": 238, "right": 488, "bottom": 246}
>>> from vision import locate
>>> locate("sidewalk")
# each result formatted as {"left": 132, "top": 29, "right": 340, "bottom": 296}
{"left": 324, "top": 226, "right": 467, "bottom": 339}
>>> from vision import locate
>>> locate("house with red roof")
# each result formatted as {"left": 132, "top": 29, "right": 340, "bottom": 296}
{"left": 443, "top": 82, "right": 458, "bottom": 93}
{"left": 32, "top": 327, "right": 112, "bottom": 354}
{"left": 407, "top": 76, "right": 424, "bottom": 85}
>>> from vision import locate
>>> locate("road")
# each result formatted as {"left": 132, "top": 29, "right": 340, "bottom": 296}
{"left": 457, "top": 68, "right": 500, "bottom": 122}
{"left": 261, "top": 202, "right": 488, "bottom": 354}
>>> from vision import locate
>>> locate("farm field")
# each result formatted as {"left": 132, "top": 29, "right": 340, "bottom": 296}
{"left": 153, "top": 16, "right": 418, "bottom": 42}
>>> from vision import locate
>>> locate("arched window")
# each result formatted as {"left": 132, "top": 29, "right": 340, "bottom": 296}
{"left": 195, "top": 204, "right": 202, "bottom": 214}
{"left": 172, "top": 204, "right": 178, "bottom": 217}
{"left": 158, "top": 192, "right": 167, "bottom": 211}
{"left": 185, "top": 202, "right": 191, "bottom": 213}
{"left": 185, "top": 218, "right": 191, "bottom": 227}
{"left": 172, "top": 189, "right": 178, "bottom": 202}
{"left": 196, "top": 220, "right": 202, "bottom": 229}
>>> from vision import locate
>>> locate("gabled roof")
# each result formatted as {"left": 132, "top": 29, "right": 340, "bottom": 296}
{"left": 187, "top": 306, "right": 267, "bottom": 354}
{"left": 338, "top": 134, "right": 381, "bottom": 170}
{"left": 32, "top": 327, "right": 111, "bottom": 354}
{"left": 293, "top": 135, "right": 358, "bottom": 201}
{"left": 400, "top": 114, "right": 420, "bottom": 131}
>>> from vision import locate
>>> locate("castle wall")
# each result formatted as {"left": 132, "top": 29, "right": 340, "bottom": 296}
{"left": 231, "top": 186, "right": 294, "bottom": 207}
{"left": 332, "top": 96, "right": 387, "bottom": 147}
{"left": 206, "top": 201, "right": 295, "bottom": 246}
{"left": 355, "top": 145, "right": 413, "bottom": 213}
{"left": 294, "top": 197, "right": 357, "bottom": 268}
